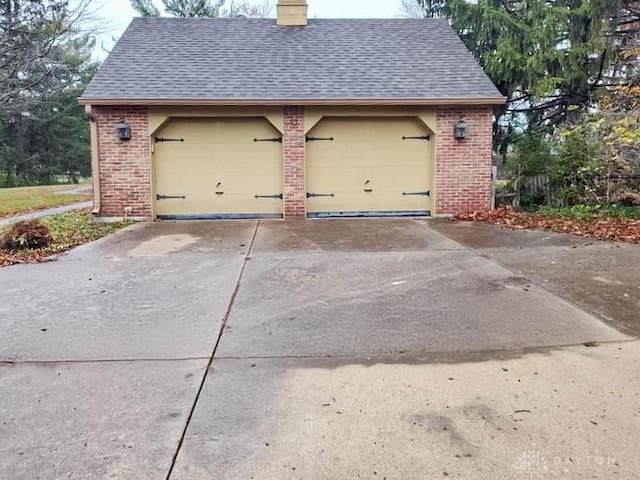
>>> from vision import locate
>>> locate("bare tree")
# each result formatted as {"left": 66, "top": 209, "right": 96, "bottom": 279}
{"left": 399, "top": 0, "right": 426, "bottom": 18}
{"left": 223, "top": 0, "right": 272, "bottom": 17}
{"left": 130, "top": 0, "right": 273, "bottom": 18}
{"left": 0, "top": 0, "right": 98, "bottom": 111}
{"left": 399, "top": 0, "right": 445, "bottom": 18}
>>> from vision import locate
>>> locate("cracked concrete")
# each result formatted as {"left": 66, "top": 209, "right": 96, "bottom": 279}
{"left": 0, "top": 218, "right": 638, "bottom": 479}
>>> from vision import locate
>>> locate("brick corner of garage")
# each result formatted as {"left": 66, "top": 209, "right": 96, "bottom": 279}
{"left": 91, "top": 105, "right": 153, "bottom": 220}
{"left": 435, "top": 106, "right": 494, "bottom": 215}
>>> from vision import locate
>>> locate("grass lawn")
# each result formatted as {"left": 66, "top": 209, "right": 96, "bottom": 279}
{"left": 0, "top": 209, "right": 128, "bottom": 267}
{"left": 0, "top": 184, "right": 92, "bottom": 218}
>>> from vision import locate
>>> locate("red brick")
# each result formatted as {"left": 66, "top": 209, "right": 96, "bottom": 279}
{"left": 93, "top": 106, "right": 151, "bottom": 218}
{"left": 91, "top": 104, "right": 494, "bottom": 221}
{"left": 435, "top": 107, "right": 493, "bottom": 215}
{"left": 283, "top": 106, "right": 306, "bottom": 219}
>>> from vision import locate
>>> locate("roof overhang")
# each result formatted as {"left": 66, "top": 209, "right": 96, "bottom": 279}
{"left": 79, "top": 96, "right": 508, "bottom": 106}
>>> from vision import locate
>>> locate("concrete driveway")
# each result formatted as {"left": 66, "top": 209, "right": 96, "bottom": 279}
{"left": 0, "top": 219, "right": 638, "bottom": 479}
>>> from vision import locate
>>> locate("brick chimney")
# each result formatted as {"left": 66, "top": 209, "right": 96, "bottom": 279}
{"left": 277, "top": 0, "right": 308, "bottom": 26}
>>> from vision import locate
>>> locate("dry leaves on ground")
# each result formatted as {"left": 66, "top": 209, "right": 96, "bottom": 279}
{"left": 0, "top": 250, "right": 53, "bottom": 266}
{"left": 0, "top": 210, "right": 127, "bottom": 267}
{"left": 454, "top": 206, "right": 640, "bottom": 243}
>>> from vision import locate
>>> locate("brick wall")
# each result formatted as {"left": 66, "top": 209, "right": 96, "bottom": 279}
{"left": 93, "top": 106, "right": 151, "bottom": 219}
{"left": 283, "top": 106, "right": 306, "bottom": 218}
{"left": 90, "top": 104, "right": 492, "bottom": 221}
{"left": 435, "top": 107, "right": 494, "bottom": 215}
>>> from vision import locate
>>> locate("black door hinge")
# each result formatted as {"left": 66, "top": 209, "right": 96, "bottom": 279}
{"left": 402, "top": 135, "right": 430, "bottom": 141}
{"left": 254, "top": 137, "right": 282, "bottom": 143}
{"left": 155, "top": 137, "right": 185, "bottom": 143}
{"left": 307, "top": 192, "right": 335, "bottom": 198}
{"left": 402, "top": 191, "right": 430, "bottom": 196}
{"left": 306, "top": 136, "right": 334, "bottom": 142}
{"left": 156, "top": 194, "right": 186, "bottom": 200}
{"left": 254, "top": 193, "right": 283, "bottom": 199}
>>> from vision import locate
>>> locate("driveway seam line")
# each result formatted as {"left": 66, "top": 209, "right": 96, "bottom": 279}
{"left": 164, "top": 220, "right": 260, "bottom": 480}
{"left": 0, "top": 357, "right": 211, "bottom": 365}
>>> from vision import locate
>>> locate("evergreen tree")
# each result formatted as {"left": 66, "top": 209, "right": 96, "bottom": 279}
{"left": 0, "top": 1, "right": 96, "bottom": 186}
{"left": 403, "top": 0, "right": 630, "bottom": 129}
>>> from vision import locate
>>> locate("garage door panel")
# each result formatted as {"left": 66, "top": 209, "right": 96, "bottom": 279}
{"left": 307, "top": 193, "right": 373, "bottom": 214}
{"left": 156, "top": 191, "right": 282, "bottom": 215}
{"left": 307, "top": 144, "right": 369, "bottom": 168}
{"left": 313, "top": 118, "right": 426, "bottom": 142}
{"left": 367, "top": 145, "right": 425, "bottom": 165}
{"left": 155, "top": 196, "right": 281, "bottom": 217}
{"left": 157, "top": 164, "right": 278, "bottom": 186}
{"left": 154, "top": 117, "right": 282, "bottom": 218}
{"left": 308, "top": 166, "right": 374, "bottom": 192}
{"left": 368, "top": 166, "right": 430, "bottom": 189}
{"left": 158, "top": 118, "right": 278, "bottom": 143}
{"left": 307, "top": 117, "right": 433, "bottom": 216}
{"left": 313, "top": 118, "right": 421, "bottom": 139}
{"left": 212, "top": 171, "right": 282, "bottom": 193}
{"left": 218, "top": 119, "right": 277, "bottom": 143}
{"left": 217, "top": 149, "right": 279, "bottom": 165}
{"left": 309, "top": 194, "right": 428, "bottom": 215}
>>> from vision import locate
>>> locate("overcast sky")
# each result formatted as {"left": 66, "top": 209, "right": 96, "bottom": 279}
{"left": 94, "top": 0, "right": 405, "bottom": 57}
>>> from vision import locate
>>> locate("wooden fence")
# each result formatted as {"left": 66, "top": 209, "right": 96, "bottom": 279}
{"left": 495, "top": 171, "right": 640, "bottom": 208}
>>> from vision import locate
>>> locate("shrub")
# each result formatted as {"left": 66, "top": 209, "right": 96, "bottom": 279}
{"left": 507, "top": 129, "right": 553, "bottom": 177}
{"left": 537, "top": 204, "right": 640, "bottom": 220}
{"left": 519, "top": 191, "right": 547, "bottom": 211}
{"left": 0, "top": 219, "right": 52, "bottom": 250}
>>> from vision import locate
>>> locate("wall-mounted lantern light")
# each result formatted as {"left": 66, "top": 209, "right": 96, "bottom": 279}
{"left": 454, "top": 118, "right": 467, "bottom": 140}
{"left": 116, "top": 117, "right": 131, "bottom": 141}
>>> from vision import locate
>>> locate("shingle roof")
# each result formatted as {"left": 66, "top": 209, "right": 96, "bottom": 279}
{"left": 81, "top": 18, "right": 504, "bottom": 104}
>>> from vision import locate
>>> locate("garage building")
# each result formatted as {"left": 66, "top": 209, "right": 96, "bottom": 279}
{"left": 80, "top": 0, "right": 505, "bottom": 221}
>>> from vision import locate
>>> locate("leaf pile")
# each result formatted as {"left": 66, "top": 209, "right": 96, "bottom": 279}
{"left": 454, "top": 206, "right": 640, "bottom": 243}
{"left": 0, "top": 219, "right": 52, "bottom": 250}
{"left": 0, "top": 209, "right": 128, "bottom": 267}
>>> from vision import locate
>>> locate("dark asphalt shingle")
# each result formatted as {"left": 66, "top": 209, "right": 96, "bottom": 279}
{"left": 81, "top": 18, "right": 502, "bottom": 101}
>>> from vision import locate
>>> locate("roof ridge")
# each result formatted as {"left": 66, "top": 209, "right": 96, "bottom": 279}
{"left": 131, "top": 16, "right": 450, "bottom": 21}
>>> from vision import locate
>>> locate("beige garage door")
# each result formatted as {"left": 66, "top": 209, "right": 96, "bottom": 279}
{"left": 154, "top": 117, "right": 283, "bottom": 219}
{"left": 306, "top": 117, "right": 433, "bottom": 217}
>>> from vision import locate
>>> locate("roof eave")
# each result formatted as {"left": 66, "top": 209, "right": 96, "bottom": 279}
{"left": 78, "top": 96, "right": 508, "bottom": 107}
